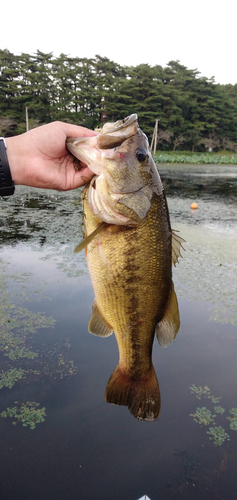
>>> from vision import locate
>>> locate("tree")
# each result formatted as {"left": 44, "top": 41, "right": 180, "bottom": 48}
{"left": 0, "top": 50, "right": 237, "bottom": 148}
{"left": 0, "top": 118, "right": 17, "bottom": 136}
{"left": 199, "top": 133, "right": 220, "bottom": 151}
{"left": 156, "top": 130, "right": 173, "bottom": 148}
{"left": 221, "top": 137, "right": 237, "bottom": 152}
{"left": 172, "top": 135, "right": 186, "bottom": 151}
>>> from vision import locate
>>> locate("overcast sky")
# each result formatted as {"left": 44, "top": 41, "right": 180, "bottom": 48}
{"left": 2, "top": 0, "right": 236, "bottom": 85}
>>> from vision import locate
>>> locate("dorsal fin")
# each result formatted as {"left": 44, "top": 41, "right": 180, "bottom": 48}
{"left": 172, "top": 230, "right": 185, "bottom": 266}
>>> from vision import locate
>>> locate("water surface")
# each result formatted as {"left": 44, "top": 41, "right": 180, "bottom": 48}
{"left": 0, "top": 164, "right": 237, "bottom": 500}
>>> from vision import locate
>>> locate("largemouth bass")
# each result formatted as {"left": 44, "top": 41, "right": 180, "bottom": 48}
{"left": 67, "top": 114, "right": 183, "bottom": 421}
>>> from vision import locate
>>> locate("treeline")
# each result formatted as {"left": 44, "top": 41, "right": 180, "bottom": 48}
{"left": 1, "top": 49, "right": 237, "bottom": 151}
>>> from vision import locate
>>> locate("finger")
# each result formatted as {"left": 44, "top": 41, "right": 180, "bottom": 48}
{"left": 74, "top": 166, "right": 94, "bottom": 188}
{"left": 57, "top": 121, "right": 98, "bottom": 138}
{"left": 70, "top": 154, "right": 90, "bottom": 172}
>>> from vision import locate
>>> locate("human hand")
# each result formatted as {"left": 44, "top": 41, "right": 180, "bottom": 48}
{"left": 5, "top": 121, "right": 97, "bottom": 191}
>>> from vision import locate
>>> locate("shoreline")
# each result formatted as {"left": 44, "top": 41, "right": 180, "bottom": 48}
{"left": 153, "top": 152, "right": 237, "bottom": 165}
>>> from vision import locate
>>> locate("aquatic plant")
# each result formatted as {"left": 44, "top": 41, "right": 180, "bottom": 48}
{"left": 229, "top": 408, "right": 237, "bottom": 417}
{"left": 171, "top": 219, "right": 237, "bottom": 326}
{"left": 229, "top": 420, "right": 237, "bottom": 431}
{"left": 207, "top": 427, "right": 230, "bottom": 446}
{"left": 154, "top": 152, "right": 237, "bottom": 165}
{"left": 227, "top": 408, "right": 237, "bottom": 431}
{"left": 189, "top": 385, "right": 221, "bottom": 403}
{"left": 40, "top": 342, "right": 78, "bottom": 379}
{"left": 6, "top": 347, "right": 38, "bottom": 361}
{"left": 0, "top": 368, "right": 26, "bottom": 389}
{"left": 190, "top": 407, "right": 216, "bottom": 426}
{"left": 0, "top": 265, "right": 76, "bottom": 387}
{"left": 0, "top": 402, "right": 46, "bottom": 429}
{"left": 0, "top": 277, "right": 56, "bottom": 361}
{"left": 189, "top": 386, "right": 237, "bottom": 447}
{"left": 189, "top": 385, "right": 210, "bottom": 399}
{"left": 0, "top": 256, "right": 79, "bottom": 432}
{"left": 214, "top": 406, "right": 225, "bottom": 414}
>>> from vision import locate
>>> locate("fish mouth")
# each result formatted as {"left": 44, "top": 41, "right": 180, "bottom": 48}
{"left": 101, "top": 114, "right": 138, "bottom": 134}
{"left": 66, "top": 114, "right": 138, "bottom": 173}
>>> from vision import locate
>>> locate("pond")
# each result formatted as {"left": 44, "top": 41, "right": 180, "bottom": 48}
{"left": 0, "top": 164, "right": 237, "bottom": 500}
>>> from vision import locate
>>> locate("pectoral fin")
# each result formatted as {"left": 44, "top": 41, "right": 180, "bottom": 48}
{"left": 172, "top": 230, "right": 185, "bottom": 266}
{"left": 88, "top": 301, "right": 113, "bottom": 337}
{"left": 74, "top": 222, "right": 106, "bottom": 253}
{"left": 155, "top": 282, "right": 180, "bottom": 347}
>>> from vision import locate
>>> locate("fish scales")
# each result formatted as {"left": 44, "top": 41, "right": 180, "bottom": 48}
{"left": 67, "top": 114, "right": 182, "bottom": 421}
{"left": 83, "top": 189, "right": 172, "bottom": 401}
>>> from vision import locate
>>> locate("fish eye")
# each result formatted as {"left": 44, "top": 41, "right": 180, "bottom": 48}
{"left": 135, "top": 148, "right": 148, "bottom": 162}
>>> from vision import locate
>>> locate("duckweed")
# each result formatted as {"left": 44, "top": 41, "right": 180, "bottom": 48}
{"left": 207, "top": 427, "right": 230, "bottom": 446}
{"left": 227, "top": 408, "right": 237, "bottom": 431}
{"left": 229, "top": 420, "right": 237, "bottom": 431}
{"left": 190, "top": 407, "right": 216, "bottom": 426}
{"left": 214, "top": 406, "right": 225, "bottom": 414}
{"left": 0, "top": 257, "right": 78, "bottom": 429}
{"left": 0, "top": 368, "right": 26, "bottom": 389}
{"left": 0, "top": 402, "right": 46, "bottom": 429}
{"left": 189, "top": 385, "right": 221, "bottom": 403}
{"left": 0, "top": 270, "right": 56, "bottom": 362}
{"left": 229, "top": 408, "right": 237, "bottom": 417}
{"left": 6, "top": 347, "right": 38, "bottom": 361}
{"left": 172, "top": 223, "right": 237, "bottom": 326}
{"left": 189, "top": 386, "right": 237, "bottom": 446}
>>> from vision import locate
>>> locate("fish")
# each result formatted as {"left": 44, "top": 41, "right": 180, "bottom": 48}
{"left": 67, "top": 114, "right": 184, "bottom": 421}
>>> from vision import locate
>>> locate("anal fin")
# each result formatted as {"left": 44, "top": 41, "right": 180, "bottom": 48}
{"left": 88, "top": 301, "right": 113, "bottom": 337}
{"left": 155, "top": 281, "right": 180, "bottom": 347}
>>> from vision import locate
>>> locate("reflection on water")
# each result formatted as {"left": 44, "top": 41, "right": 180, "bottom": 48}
{"left": 161, "top": 163, "right": 237, "bottom": 200}
{"left": 0, "top": 165, "right": 237, "bottom": 500}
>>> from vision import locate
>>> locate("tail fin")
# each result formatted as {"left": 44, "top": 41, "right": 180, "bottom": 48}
{"left": 105, "top": 365, "right": 161, "bottom": 421}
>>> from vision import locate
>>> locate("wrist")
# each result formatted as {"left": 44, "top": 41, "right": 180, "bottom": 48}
{"left": 5, "top": 136, "right": 27, "bottom": 186}
{"left": 0, "top": 137, "right": 15, "bottom": 196}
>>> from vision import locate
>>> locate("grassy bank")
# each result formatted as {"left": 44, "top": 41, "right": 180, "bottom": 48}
{"left": 153, "top": 152, "right": 237, "bottom": 164}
